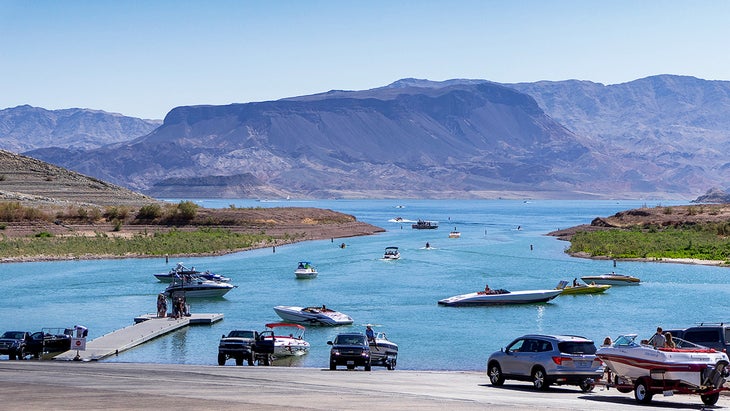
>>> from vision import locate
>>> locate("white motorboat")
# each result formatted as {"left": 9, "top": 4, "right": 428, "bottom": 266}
{"left": 596, "top": 334, "right": 729, "bottom": 405}
{"left": 581, "top": 273, "right": 640, "bottom": 286}
{"left": 154, "top": 262, "right": 230, "bottom": 283}
{"left": 294, "top": 261, "right": 318, "bottom": 279}
{"left": 437, "top": 288, "right": 562, "bottom": 306}
{"left": 370, "top": 332, "right": 398, "bottom": 370}
{"left": 448, "top": 227, "right": 461, "bottom": 238}
{"left": 273, "top": 305, "right": 354, "bottom": 326}
{"left": 383, "top": 246, "right": 400, "bottom": 260}
{"left": 163, "top": 275, "right": 235, "bottom": 298}
{"left": 264, "top": 323, "right": 310, "bottom": 357}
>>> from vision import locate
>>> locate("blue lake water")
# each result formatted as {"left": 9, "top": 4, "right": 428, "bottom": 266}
{"left": 2, "top": 199, "right": 728, "bottom": 370}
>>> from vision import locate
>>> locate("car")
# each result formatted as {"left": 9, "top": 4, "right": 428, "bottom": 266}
{"left": 218, "top": 330, "right": 258, "bottom": 366}
{"left": 327, "top": 333, "right": 371, "bottom": 371}
{"left": 0, "top": 331, "right": 31, "bottom": 360}
{"left": 486, "top": 334, "right": 604, "bottom": 392}
{"left": 665, "top": 323, "right": 730, "bottom": 352}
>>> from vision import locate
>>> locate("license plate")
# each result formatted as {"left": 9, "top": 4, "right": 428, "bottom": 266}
{"left": 347, "top": 360, "right": 354, "bottom": 365}
{"left": 575, "top": 360, "right": 590, "bottom": 367}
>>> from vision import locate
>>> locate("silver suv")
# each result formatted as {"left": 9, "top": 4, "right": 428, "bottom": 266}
{"left": 487, "top": 334, "right": 604, "bottom": 392}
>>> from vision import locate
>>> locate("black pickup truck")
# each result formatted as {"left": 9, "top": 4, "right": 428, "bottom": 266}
{"left": 218, "top": 329, "right": 276, "bottom": 366}
{"left": 0, "top": 331, "right": 31, "bottom": 360}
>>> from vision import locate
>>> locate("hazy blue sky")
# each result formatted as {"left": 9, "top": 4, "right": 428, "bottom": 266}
{"left": 1, "top": 0, "right": 728, "bottom": 119}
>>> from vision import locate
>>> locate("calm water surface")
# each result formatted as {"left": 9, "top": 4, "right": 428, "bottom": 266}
{"left": 3, "top": 199, "right": 727, "bottom": 370}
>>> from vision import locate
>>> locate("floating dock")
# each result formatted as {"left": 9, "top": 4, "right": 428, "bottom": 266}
{"left": 53, "top": 313, "right": 223, "bottom": 361}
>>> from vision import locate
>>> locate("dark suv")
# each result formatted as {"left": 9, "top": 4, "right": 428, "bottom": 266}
{"left": 328, "top": 333, "right": 371, "bottom": 371}
{"left": 487, "top": 334, "right": 604, "bottom": 391}
{"left": 0, "top": 331, "right": 31, "bottom": 360}
{"left": 666, "top": 323, "right": 730, "bottom": 352}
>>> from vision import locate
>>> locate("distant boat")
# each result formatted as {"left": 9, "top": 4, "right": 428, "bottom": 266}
{"left": 294, "top": 261, "right": 318, "bottom": 279}
{"left": 438, "top": 288, "right": 562, "bottom": 306}
{"left": 412, "top": 220, "right": 438, "bottom": 229}
{"left": 383, "top": 246, "right": 400, "bottom": 260}
{"left": 555, "top": 280, "right": 611, "bottom": 295}
{"left": 448, "top": 227, "right": 461, "bottom": 238}
{"left": 273, "top": 305, "right": 354, "bottom": 326}
{"left": 581, "top": 273, "right": 640, "bottom": 286}
{"left": 154, "top": 262, "right": 230, "bottom": 283}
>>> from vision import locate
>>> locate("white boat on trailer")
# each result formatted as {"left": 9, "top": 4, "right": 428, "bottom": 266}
{"left": 273, "top": 305, "right": 354, "bottom": 326}
{"left": 596, "top": 333, "right": 729, "bottom": 405}
{"left": 262, "top": 323, "right": 310, "bottom": 357}
{"left": 437, "top": 288, "right": 562, "bottom": 306}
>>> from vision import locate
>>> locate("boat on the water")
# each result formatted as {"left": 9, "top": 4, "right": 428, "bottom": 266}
{"left": 294, "top": 261, "right": 318, "bottom": 279}
{"left": 448, "top": 227, "right": 461, "bottom": 238}
{"left": 383, "top": 246, "right": 400, "bottom": 260}
{"left": 412, "top": 220, "right": 438, "bottom": 229}
{"left": 273, "top": 305, "right": 354, "bottom": 326}
{"left": 437, "top": 288, "right": 562, "bottom": 306}
{"left": 163, "top": 275, "right": 235, "bottom": 298}
{"left": 154, "top": 263, "right": 230, "bottom": 283}
{"left": 596, "top": 333, "right": 729, "bottom": 405}
{"left": 370, "top": 331, "right": 398, "bottom": 370}
{"left": 263, "top": 323, "right": 310, "bottom": 357}
{"left": 555, "top": 280, "right": 611, "bottom": 295}
{"left": 581, "top": 273, "right": 640, "bottom": 286}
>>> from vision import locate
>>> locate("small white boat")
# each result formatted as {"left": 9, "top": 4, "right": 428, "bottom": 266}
{"left": 264, "top": 323, "right": 310, "bottom": 357}
{"left": 383, "top": 246, "right": 400, "bottom": 260}
{"left": 597, "top": 334, "right": 729, "bottom": 405}
{"left": 154, "top": 262, "right": 230, "bottom": 283}
{"left": 273, "top": 305, "right": 354, "bottom": 326}
{"left": 294, "top": 261, "right": 318, "bottom": 279}
{"left": 370, "top": 332, "right": 398, "bottom": 370}
{"left": 438, "top": 288, "right": 562, "bottom": 306}
{"left": 448, "top": 227, "right": 461, "bottom": 238}
{"left": 163, "top": 275, "right": 235, "bottom": 298}
{"left": 581, "top": 273, "right": 640, "bottom": 286}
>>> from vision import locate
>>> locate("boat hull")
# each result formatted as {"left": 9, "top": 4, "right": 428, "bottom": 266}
{"left": 437, "top": 289, "right": 562, "bottom": 306}
{"left": 164, "top": 285, "right": 233, "bottom": 298}
{"left": 294, "top": 269, "right": 318, "bottom": 279}
{"left": 559, "top": 284, "right": 611, "bottom": 295}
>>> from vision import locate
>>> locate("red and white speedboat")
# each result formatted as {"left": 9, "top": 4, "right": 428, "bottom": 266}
{"left": 596, "top": 334, "right": 729, "bottom": 405}
{"left": 264, "top": 323, "right": 310, "bottom": 357}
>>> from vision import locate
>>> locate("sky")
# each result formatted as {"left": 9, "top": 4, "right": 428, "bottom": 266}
{"left": 1, "top": 0, "right": 729, "bottom": 120}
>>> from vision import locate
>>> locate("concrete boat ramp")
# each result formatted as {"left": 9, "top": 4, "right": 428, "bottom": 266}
{"left": 53, "top": 313, "right": 223, "bottom": 361}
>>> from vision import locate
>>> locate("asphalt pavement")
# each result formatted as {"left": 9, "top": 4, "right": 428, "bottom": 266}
{"left": 0, "top": 361, "right": 726, "bottom": 410}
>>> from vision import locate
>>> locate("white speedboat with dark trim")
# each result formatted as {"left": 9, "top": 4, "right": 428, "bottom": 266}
{"left": 273, "top": 305, "right": 353, "bottom": 326}
{"left": 154, "top": 262, "right": 230, "bottom": 283}
{"left": 437, "top": 288, "right": 562, "bottom": 306}
{"left": 596, "top": 334, "right": 729, "bottom": 405}
{"left": 163, "top": 275, "right": 235, "bottom": 298}
{"left": 581, "top": 273, "right": 640, "bottom": 286}
{"left": 294, "top": 261, "right": 318, "bottom": 279}
{"left": 263, "top": 323, "right": 310, "bottom": 357}
{"left": 383, "top": 246, "right": 400, "bottom": 260}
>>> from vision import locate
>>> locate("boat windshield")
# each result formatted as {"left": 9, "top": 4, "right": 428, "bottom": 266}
{"left": 613, "top": 334, "right": 639, "bottom": 347}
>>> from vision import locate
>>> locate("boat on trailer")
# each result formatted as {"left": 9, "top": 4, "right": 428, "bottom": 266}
{"left": 596, "top": 333, "right": 729, "bottom": 405}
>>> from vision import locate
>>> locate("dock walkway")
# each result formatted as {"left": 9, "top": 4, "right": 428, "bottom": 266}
{"left": 54, "top": 313, "right": 223, "bottom": 361}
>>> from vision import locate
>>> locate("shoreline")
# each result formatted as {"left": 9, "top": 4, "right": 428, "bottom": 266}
{"left": 568, "top": 252, "right": 730, "bottom": 268}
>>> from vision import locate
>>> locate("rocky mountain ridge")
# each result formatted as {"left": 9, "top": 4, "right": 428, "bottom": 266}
{"left": 5, "top": 75, "right": 730, "bottom": 199}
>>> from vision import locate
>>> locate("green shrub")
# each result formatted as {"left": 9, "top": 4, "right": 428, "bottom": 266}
{"left": 136, "top": 204, "right": 162, "bottom": 219}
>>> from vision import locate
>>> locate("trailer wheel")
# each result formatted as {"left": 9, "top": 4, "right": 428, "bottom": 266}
{"left": 701, "top": 392, "right": 720, "bottom": 406}
{"left": 579, "top": 379, "right": 594, "bottom": 392}
{"left": 634, "top": 378, "right": 653, "bottom": 404}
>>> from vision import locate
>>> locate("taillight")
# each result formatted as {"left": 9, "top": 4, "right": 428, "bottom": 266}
{"left": 552, "top": 356, "right": 572, "bottom": 365}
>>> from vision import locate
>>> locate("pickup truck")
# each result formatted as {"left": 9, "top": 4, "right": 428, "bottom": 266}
{"left": 666, "top": 323, "right": 730, "bottom": 352}
{"left": 218, "top": 330, "right": 258, "bottom": 365}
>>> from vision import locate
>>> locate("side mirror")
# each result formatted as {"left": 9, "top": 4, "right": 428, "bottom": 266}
{"left": 327, "top": 341, "right": 333, "bottom": 345}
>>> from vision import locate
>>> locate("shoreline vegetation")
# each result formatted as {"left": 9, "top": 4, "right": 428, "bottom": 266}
{"left": 549, "top": 203, "right": 730, "bottom": 267}
{"left": 0, "top": 201, "right": 384, "bottom": 263}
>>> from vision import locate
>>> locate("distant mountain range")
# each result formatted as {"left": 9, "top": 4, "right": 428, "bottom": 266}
{"left": 3, "top": 75, "right": 729, "bottom": 200}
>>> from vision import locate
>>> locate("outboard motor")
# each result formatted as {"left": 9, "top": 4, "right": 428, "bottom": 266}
{"left": 702, "top": 362, "right": 727, "bottom": 389}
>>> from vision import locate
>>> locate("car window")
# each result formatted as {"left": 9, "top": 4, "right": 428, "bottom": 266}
{"left": 724, "top": 329, "right": 730, "bottom": 345}
{"left": 230, "top": 331, "right": 254, "bottom": 338}
{"left": 557, "top": 341, "right": 596, "bottom": 354}
{"left": 508, "top": 339, "right": 525, "bottom": 352}
{"left": 536, "top": 340, "right": 553, "bottom": 352}
{"left": 685, "top": 330, "right": 720, "bottom": 343}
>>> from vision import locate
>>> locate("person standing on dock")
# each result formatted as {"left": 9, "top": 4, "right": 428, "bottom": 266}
{"left": 157, "top": 293, "right": 167, "bottom": 318}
